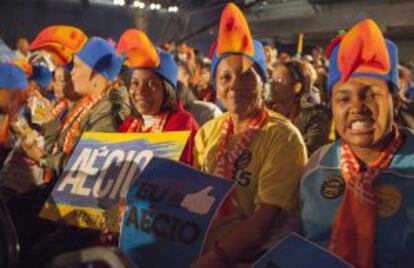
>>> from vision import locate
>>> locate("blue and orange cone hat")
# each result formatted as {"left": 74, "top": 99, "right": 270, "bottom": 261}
{"left": 210, "top": 3, "right": 267, "bottom": 85}
{"left": 326, "top": 19, "right": 399, "bottom": 93}
{"left": 116, "top": 29, "right": 178, "bottom": 89}
{"left": 0, "top": 61, "right": 31, "bottom": 90}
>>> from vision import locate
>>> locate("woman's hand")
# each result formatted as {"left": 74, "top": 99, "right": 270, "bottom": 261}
{"left": 28, "top": 90, "right": 55, "bottom": 123}
{"left": 21, "top": 135, "right": 46, "bottom": 163}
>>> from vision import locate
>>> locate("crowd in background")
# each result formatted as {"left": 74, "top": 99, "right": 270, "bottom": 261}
{"left": 1, "top": 2, "right": 414, "bottom": 268}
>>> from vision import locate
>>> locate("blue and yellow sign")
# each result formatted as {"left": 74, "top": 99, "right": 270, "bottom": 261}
{"left": 39, "top": 131, "right": 190, "bottom": 232}
{"left": 120, "top": 157, "right": 234, "bottom": 268}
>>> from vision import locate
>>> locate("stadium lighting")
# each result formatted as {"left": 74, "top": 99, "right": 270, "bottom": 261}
{"left": 113, "top": 0, "right": 125, "bottom": 6}
{"left": 168, "top": 6, "right": 179, "bottom": 13}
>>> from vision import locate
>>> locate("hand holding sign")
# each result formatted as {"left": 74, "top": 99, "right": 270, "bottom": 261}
{"left": 180, "top": 186, "right": 215, "bottom": 215}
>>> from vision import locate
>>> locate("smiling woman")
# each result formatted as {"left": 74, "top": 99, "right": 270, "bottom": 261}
{"left": 191, "top": 3, "right": 307, "bottom": 268}
{"left": 117, "top": 29, "right": 199, "bottom": 165}
{"left": 331, "top": 76, "right": 395, "bottom": 158}
{"left": 215, "top": 55, "right": 263, "bottom": 117}
{"left": 300, "top": 19, "right": 414, "bottom": 268}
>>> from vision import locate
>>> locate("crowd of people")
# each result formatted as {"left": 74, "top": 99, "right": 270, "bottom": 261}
{"left": 1, "top": 2, "right": 414, "bottom": 267}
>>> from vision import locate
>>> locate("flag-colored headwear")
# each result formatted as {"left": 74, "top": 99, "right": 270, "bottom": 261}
{"left": 28, "top": 51, "right": 54, "bottom": 88}
{"left": 30, "top": 25, "right": 88, "bottom": 66}
{"left": 0, "top": 62, "right": 29, "bottom": 90}
{"left": 29, "top": 65, "right": 53, "bottom": 88}
{"left": 117, "top": 29, "right": 178, "bottom": 89}
{"left": 327, "top": 19, "right": 399, "bottom": 93}
{"left": 211, "top": 3, "right": 267, "bottom": 86}
{"left": 76, "top": 37, "right": 123, "bottom": 81}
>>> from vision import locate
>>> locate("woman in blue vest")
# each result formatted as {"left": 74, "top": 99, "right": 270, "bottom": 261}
{"left": 300, "top": 19, "right": 414, "bottom": 268}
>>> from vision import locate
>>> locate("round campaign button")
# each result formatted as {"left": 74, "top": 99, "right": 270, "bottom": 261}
{"left": 320, "top": 176, "right": 346, "bottom": 199}
{"left": 375, "top": 185, "right": 403, "bottom": 218}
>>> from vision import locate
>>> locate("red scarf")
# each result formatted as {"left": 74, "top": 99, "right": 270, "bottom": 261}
{"left": 214, "top": 109, "right": 267, "bottom": 217}
{"left": 125, "top": 112, "right": 169, "bottom": 133}
{"left": 329, "top": 126, "right": 403, "bottom": 268}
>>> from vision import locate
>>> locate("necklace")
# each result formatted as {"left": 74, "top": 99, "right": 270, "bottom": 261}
{"left": 126, "top": 111, "right": 169, "bottom": 133}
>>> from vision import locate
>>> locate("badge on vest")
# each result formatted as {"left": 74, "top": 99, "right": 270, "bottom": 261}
{"left": 320, "top": 176, "right": 345, "bottom": 199}
{"left": 375, "top": 184, "right": 403, "bottom": 218}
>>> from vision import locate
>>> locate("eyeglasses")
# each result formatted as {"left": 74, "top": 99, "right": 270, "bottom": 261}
{"left": 271, "top": 77, "right": 291, "bottom": 85}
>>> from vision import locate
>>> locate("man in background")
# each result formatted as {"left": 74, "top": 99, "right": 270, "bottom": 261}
{"left": 15, "top": 37, "right": 31, "bottom": 61}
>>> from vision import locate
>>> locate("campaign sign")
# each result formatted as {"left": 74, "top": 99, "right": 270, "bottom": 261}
{"left": 39, "top": 131, "right": 190, "bottom": 232}
{"left": 252, "top": 233, "right": 353, "bottom": 268}
{"left": 119, "top": 157, "right": 234, "bottom": 268}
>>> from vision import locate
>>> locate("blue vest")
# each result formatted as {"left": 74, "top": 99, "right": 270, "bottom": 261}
{"left": 300, "top": 128, "right": 414, "bottom": 268}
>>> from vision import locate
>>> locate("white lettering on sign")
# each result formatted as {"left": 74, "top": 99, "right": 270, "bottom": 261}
{"left": 92, "top": 149, "right": 124, "bottom": 198}
{"left": 57, "top": 148, "right": 99, "bottom": 196}
{"left": 57, "top": 147, "right": 154, "bottom": 199}
{"left": 109, "top": 150, "right": 137, "bottom": 199}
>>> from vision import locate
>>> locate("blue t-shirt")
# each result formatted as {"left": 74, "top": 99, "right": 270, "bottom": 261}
{"left": 300, "top": 128, "right": 414, "bottom": 268}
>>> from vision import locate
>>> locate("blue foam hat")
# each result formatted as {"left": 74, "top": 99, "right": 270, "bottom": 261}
{"left": 76, "top": 37, "right": 123, "bottom": 81}
{"left": 211, "top": 40, "right": 267, "bottom": 86}
{"left": 0, "top": 63, "right": 28, "bottom": 90}
{"left": 153, "top": 49, "right": 178, "bottom": 89}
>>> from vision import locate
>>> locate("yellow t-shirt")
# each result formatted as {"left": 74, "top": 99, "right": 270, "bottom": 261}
{"left": 194, "top": 110, "right": 308, "bottom": 216}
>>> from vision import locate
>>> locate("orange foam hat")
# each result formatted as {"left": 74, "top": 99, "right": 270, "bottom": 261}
{"left": 116, "top": 29, "right": 160, "bottom": 68}
{"left": 30, "top": 25, "right": 87, "bottom": 65}
{"left": 216, "top": 3, "right": 254, "bottom": 57}
{"left": 326, "top": 19, "right": 399, "bottom": 92}
{"left": 338, "top": 19, "right": 390, "bottom": 83}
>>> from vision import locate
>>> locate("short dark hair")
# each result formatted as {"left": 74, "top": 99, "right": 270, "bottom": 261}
{"left": 277, "top": 60, "right": 311, "bottom": 94}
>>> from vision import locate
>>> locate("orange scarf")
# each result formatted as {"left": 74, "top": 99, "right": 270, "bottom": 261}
{"left": 126, "top": 111, "right": 169, "bottom": 133}
{"left": 214, "top": 109, "right": 267, "bottom": 217}
{"left": 329, "top": 126, "right": 403, "bottom": 268}
{"left": 0, "top": 114, "right": 10, "bottom": 147}
{"left": 53, "top": 92, "right": 105, "bottom": 155}
{"left": 52, "top": 98, "right": 69, "bottom": 118}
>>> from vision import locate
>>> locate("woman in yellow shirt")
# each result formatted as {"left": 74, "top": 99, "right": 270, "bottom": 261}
{"left": 191, "top": 3, "right": 307, "bottom": 267}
